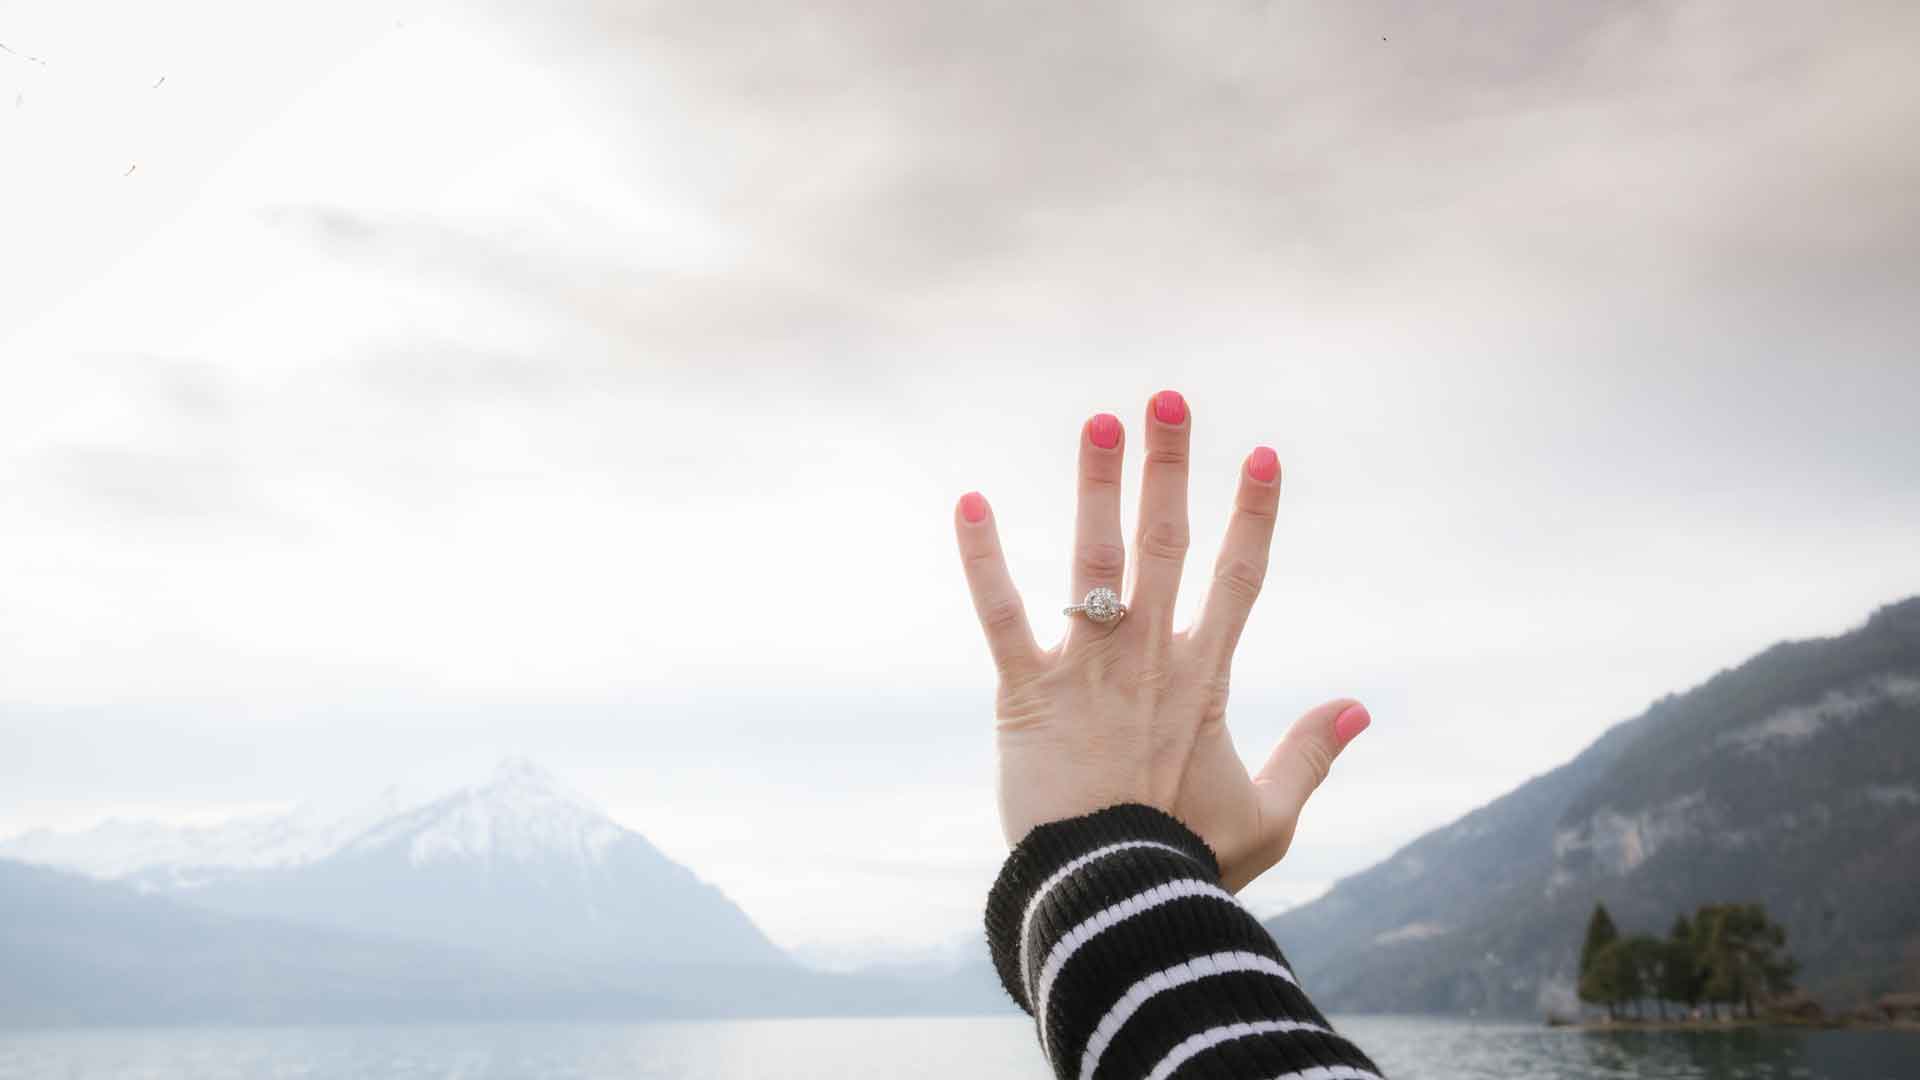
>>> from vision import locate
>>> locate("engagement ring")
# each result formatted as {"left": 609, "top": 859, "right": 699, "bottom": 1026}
{"left": 1064, "top": 586, "right": 1126, "bottom": 624}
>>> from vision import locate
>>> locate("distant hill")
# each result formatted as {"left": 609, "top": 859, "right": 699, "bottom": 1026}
{"left": 0, "top": 758, "right": 1008, "bottom": 1023}
{"left": 0, "top": 857, "right": 1008, "bottom": 1025}
{"left": 117, "top": 758, "right": 788, "bottom": 972}
{"left": 1266, "top": 596, "right": 1920, "bottom": 1016}
{"left": 0, "top": 858, "right": 677, "bottom": 1026}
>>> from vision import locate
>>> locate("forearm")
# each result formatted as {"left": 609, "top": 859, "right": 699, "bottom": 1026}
{"left": 986, "top": 805, "right": 1383, "bottom": 1080}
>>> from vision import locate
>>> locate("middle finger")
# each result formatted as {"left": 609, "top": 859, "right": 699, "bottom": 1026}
{"left": 1129, "top": 389, "right": 1191, "bottom": 630}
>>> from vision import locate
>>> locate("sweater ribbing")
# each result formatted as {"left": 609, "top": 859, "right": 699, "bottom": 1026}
{"left": 986, "top": 805, "right": 1383, "bottom": 1080}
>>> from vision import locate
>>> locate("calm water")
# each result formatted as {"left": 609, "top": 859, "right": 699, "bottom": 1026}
{"left": 1, "top": 1015, "right": 1915, "bottom": 1080}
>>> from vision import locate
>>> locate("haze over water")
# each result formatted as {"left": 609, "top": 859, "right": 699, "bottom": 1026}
{"left": 2, "top": 1017, "right": 1916, "bottom": 1080}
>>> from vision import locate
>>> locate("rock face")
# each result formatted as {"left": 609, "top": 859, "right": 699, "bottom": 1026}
{"left": 1266, "top": 597, "right": 1920, "bottom": 1016}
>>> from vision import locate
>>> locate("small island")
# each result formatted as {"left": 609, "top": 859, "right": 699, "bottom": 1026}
{"left": 1550, "top": 902, "right": 1919, "bottom": 1031}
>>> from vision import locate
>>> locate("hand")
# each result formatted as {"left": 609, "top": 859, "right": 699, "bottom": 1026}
{"left": 953, "top": 391, "right": 1370, "bottom": 892}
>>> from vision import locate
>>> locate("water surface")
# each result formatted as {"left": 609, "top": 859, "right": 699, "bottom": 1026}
{"left": 1, "top": 1015, "right": 1914, "bottom": 1079}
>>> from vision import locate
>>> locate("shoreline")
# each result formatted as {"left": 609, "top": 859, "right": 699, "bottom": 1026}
{"left": 1549, "top": 1017, "right": 1920, "bottom": 1033}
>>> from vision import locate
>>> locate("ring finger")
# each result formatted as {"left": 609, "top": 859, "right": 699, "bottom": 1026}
{"left": 1068, "top": 412, "right": 1126, "bottom": 640}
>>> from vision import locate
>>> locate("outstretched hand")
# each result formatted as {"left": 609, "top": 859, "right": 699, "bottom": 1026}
{"left": 953, "top": 391, "right": 1370, "bottom": 892}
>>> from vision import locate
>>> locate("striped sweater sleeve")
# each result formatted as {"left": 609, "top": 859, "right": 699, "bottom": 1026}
{"left": 985, "top": 804, "right": 1384, "bottom": 1080}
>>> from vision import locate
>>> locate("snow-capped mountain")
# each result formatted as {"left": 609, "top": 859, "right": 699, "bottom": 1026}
{"left": 1, "top": 785, "right": 421, "bottom": 881}
{"left": 3, "top": 758, "right": 787, "bottom": 972}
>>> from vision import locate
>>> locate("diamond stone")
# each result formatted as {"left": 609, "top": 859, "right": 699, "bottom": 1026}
{"left": 1083, "top": 587, "right": 1121, "bottom": 623}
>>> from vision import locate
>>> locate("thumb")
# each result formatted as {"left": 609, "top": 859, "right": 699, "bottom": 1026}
{"left": 1252, "top": 698, "right": 1371, "bottom": 848}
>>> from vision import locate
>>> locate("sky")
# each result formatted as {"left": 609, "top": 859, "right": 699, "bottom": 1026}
{"left": 2, "top": 0, "right": 1917, "bottom": 956}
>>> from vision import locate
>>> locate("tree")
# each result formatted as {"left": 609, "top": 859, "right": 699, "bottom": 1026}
{"left": 1719, "top": 903, "right": 1796, "bottom": 1016}
{"left": 1620, "top": 936, "right": 1667, "bottom": 1020}
{"left": 1580, "top": 904, "right": 1620, "bottom": 977}
{"left": 1695, "top": 904, "right": 1741, "bottom": 1019}
{"left": 1576, "top": 902, "right": 1794, "bottom": 1024}
{"left": 1580, "top": 941, "right": 1621, "bottom": 1019}
{"left": 1660, "top": 915, "right": 1701, "bottom": 1017}
{"left": 1620, "top": 933, "right": 1666, "bottom": 1014}
{"left": 1578, "top": 904, "right": 1624, "bottom": 1019}
{"left": 1580, "top": 939, "right": 1645, "bottom": 1020}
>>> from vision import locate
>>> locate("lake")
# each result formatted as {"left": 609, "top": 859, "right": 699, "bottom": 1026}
{"left": 0, "top": 1015, "right": 1915, "bottom": 1079}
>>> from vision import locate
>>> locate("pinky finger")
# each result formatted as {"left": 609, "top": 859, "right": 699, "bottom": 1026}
{"left": 954, "top": 492, "right": 1042, "bottom": 678}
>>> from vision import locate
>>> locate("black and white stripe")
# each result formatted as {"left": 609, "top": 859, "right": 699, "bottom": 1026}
{"left": 986, "top": 805, "right": 1384, "bottom": 1080}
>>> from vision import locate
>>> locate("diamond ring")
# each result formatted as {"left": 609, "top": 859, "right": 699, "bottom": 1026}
{"left": 1063, "top": 586, "right": 1127, "bottom": 624}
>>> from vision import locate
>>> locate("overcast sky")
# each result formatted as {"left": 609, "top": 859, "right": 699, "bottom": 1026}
{"left": 3, "top": 0, "right": 1917, "bottom": 954}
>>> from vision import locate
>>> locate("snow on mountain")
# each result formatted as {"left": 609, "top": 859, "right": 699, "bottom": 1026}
{"left": 348, "top": 757, "right": 627, "bottom": 870}
{"left": 0, "top": 784, "right": 423, "bottom": 881}
{"left": 0, "top": 758, "right": 617, "bottom": 882}
{"left": 3, "top": 756, "right": 790, "bottom": 971}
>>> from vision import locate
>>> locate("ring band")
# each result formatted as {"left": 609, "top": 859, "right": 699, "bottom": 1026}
{"left": 1064, "top": 586, "right": 1126, "bottom": 624}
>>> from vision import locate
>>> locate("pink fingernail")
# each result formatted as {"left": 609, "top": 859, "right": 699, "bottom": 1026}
{"left": 1153, "top": 390, "right": 1186, "bottom": 426}
{"left": 1088, "top": 413, "right": 1121, "bottom": 449}
{"left": 1334, "top": 703, "right": 1371, "bottom": 744}
{"left": 959, "top": 492, "right": 988, "bottom": 523}
{"left": 1247, "top": 446, "right": 1279, "bottom": 483}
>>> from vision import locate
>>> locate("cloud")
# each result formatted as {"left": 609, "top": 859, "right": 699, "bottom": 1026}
{"left": 475, "top": 0, "right": 1920, "bottom": 311}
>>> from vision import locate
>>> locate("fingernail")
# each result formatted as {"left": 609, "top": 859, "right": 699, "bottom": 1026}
{"left": 959, "top": 492, "right": 988, "bottom": 523}
{"left": 1247, "top": 446, "right": 1279, "bottom": 484}
{"left": 1334, "top": 703, "right": 1371, "bottom": 744}
{"left": 1088, "top": 413, "right": 1121, "bottom": 449}
{"left": 1153, "top": 390, "right": 1186, "bottom": 426}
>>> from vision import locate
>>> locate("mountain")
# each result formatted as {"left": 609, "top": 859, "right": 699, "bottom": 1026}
{"left": 133, "top": 759, "right": 786, "bottom": 971}
{"left": 1266, "top": 596, "right": 1920, "bottom": 1015}
{"left": 0, "top": 857, "right": 1009, "bottom": 1025}
{"left": 0, "top": 758, "right": 1011, "bottom": 1023}
{"left": 5, "top": 758, "right": 784, "bottom": 973}
{"left": 0, "top": 787, "right": 417, "bottom": 880}
{"left": 0, "top": 858, "right": 677, "bottom": 1026}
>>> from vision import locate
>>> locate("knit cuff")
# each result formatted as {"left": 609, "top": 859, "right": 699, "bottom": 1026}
{"left": 984, "top": 804, "right": 1221, "bottom": 1012}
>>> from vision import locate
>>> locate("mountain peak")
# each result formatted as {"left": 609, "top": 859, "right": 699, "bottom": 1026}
{"left": 490, "top": 755, "right": 556, "bottom": 787}
{"left": 467, "top": 757, "right": 603, "bottom": 821}
{"left": 355, "top": 757, "right": 621, "bottom": 869}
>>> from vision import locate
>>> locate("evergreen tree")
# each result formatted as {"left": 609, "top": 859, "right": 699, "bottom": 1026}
{"left": 1621, "top": 936, "right": 1663, "bottom": 1019}
{"left": 1580, "top": 904, "right": 1619, "bottom": 976}
{"left": 1659, "top": 915, "right": 1700, "bottom": 1016}
{"left": 1579, "top": 941, "right": 1625, "bottom": 1019}
{"left": 1719, "top": 903, "right": 1795, "bottom": 1015}
{"left": 1697, "top": 904, "right": 1739, "bottom": 1019}
{"left": 1577, "top": 902, "right": 1795, "bottom": 1024}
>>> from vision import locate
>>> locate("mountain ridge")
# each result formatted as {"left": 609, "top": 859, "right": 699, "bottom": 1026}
{"left": 1267, "top": 596, "right": 1920, "bottom": 1015}
{"left": 1, "top": 757, "right": 788, "bottom": 971}
{"left": 0, "top": 757, "right": 1011, "bottom": 1022}
{"left": 0, "top": 857, "right": 1006, "bottom": 1025}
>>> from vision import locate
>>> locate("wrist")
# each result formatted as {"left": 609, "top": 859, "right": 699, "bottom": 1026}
{"left": 984, "top": 803, "right": 1221, "bottom": 1010}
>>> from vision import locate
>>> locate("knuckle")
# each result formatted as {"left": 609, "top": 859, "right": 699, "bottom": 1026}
{"left": 1074, "top": 541, "right": 1126, "bottom": 581}
{"left": 1146, "top": 446, "right": 1189, "bottom": 468}
{"left": 979, "top": 595, "right": 1027, "bottom": 635}
{"left": 961, "top": 545, "right": 1002, "bottom": 570}
{"left": 1138, "top": 519, "right": 1189, "bottom": 562}
{"left": 1234, "top": 496, "right": 1277, "bottom": 522}
{"left": 1298, "top": 737, "right": 1337, "bottom": 788}
{"left": 1212, "top": 555, "right": 1266, "bottom": 602}
{"left": 1132, "top": 666, "right": 1173, "bottom": 692}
